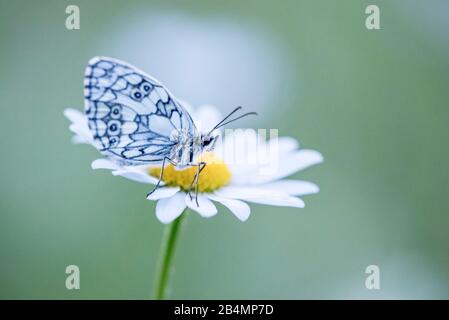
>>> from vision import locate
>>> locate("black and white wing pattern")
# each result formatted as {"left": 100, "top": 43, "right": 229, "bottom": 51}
{"left": 84, "top": 56, "right": 197, "bottom": 165}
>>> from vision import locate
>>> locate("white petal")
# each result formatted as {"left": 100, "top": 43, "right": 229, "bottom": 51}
{"left": 216, "top": 130, "right": 262, "bottom": 184}
{"left": 251, "top": 149, "right": 323, "bottom": 184}
{"left": 91, "top": 158, "right": 119, "bottom": 170}
{"left": 242, "top": 196, "right": 305, "bottom": 208}
{"left": 156, "top": 192, "right": 186, "bottom": 224}
{"left": 69, "top": 125, "right": 92, "bottom": 144}
{"left": 185, "top": 194, "right": 217, "bottom": 218}
{"left": 269, "top": 136, "right": 299, "bottom": 154}
{"left": 146, "top": 187, "right": 180, "bottom": 200}
{"left": 194, "top": 105, "right": 222, "bottom": 132}
{"left": 72, "top": 135, "right": 88, "bottom": 144}
{"left": 257, "top": 180, "right": 320, "bottom": 196}
{"left": 208, "top": 194, "right": 250, "bottom": 222}
{"left": 216, "top": 186, "right": 283, "bottom": 199}
{"left": 64, "top": 108, "right": 85, "bottom": 124}
{"left": 112, "top": 167, "right": 159, "bottom": 185}
{"left": 215, "top": 186, "right": 304, "bottom": 208}
{"left": 64, "top": 108, "right": 94, "bottom": 145}
{"left": 91, "top": 159, "right": 160, "bottom": 186}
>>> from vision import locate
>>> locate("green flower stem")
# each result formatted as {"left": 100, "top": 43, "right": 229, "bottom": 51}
{"left": 153, "top": 211, "right": 186, "bottom": 299}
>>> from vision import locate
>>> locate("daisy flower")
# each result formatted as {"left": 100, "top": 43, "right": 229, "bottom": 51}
{"left": 64, "top": 104, "right": 323, "bottom": 224}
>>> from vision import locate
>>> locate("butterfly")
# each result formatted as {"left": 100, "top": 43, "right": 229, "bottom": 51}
{"left": 84, "top": 57, "right": 256, "bottom": 204}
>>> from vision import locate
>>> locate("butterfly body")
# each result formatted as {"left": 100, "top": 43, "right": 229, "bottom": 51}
{"left": 168, "top": 131, "right": 217, "bottom": 168}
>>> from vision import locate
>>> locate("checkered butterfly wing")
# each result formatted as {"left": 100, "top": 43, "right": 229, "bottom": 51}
{"left": 84, "top": 57, "right": 197, "bottom": 165}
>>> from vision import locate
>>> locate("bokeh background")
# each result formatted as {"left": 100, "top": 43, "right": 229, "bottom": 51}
{"left": 1, "top": 0, "right": 448, "bottom": 299}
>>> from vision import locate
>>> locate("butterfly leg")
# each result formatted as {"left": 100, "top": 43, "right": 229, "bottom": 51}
{"left": 146, "top": 157, "right": 177, "bottom": 198}
{"left": 188, "top": 161, "right": 207, "bottom": 206}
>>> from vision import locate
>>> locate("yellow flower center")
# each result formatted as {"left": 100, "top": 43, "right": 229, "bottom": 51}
{"left": 149, "top": 153, "right": 231, "bottom": 192}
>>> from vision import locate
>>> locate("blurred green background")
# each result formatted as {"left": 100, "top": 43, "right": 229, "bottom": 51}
{"left": 1, "top": 0, "right": 448, "bottom": 299}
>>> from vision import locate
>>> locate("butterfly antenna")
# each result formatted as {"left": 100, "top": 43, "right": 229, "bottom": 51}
{"left": 208, "top": 107, "right": 257, "bottom": 134}
{"left": 209, "top": 106, "right": 242, "bottom": 133}
{"left": 213, "top": 112, "right": 258, "bottom": 130}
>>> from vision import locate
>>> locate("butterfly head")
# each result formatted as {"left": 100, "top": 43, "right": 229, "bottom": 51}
{"left": 199, "top": 106, "right": 258, "bottom": 153}
{"left": 200, "top": 132, "right": 219, "bottom": 152}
